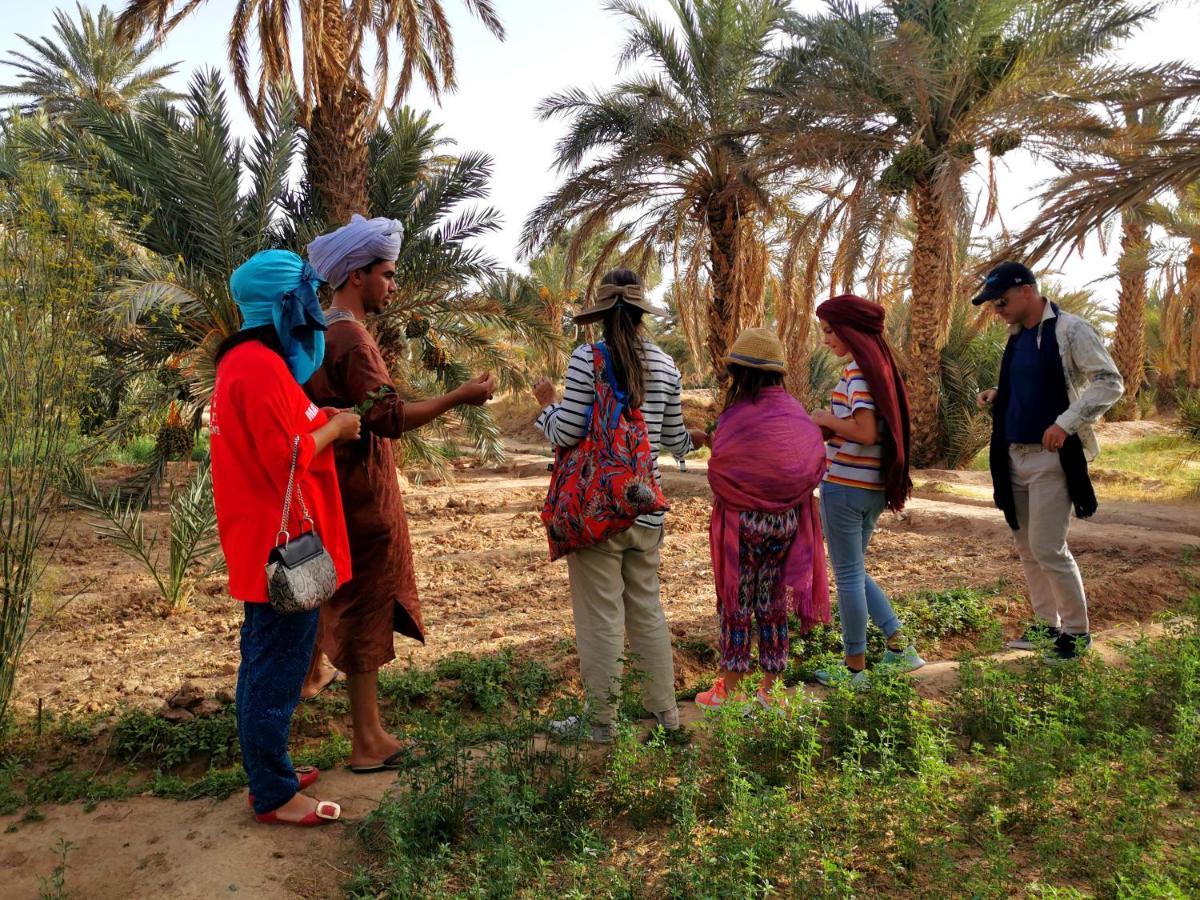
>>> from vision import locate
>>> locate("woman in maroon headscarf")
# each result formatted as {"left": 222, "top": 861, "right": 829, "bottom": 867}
{"left": 810, "top": 294, "right": 924, "bottom": 686}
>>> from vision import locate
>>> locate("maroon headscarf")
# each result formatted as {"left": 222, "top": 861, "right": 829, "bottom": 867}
{"left": 815, "top": 294, "right": 912, "bottom": 512}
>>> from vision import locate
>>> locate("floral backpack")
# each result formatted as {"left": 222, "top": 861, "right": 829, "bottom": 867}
{"left": 541, "top": 342, "right": 668, "bottom": 560}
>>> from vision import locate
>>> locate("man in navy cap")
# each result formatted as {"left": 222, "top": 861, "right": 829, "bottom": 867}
{"left": 974, "top": 262, "right": 1123, "bottom": 660}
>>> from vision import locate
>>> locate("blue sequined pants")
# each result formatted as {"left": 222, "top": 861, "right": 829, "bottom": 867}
{"left": 236, "top": 602, "right": 318, "bottom": 815}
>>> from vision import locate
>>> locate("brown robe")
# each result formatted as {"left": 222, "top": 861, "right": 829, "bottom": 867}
{"left": 304, "top": 312, "right": 422, "bottom": 674}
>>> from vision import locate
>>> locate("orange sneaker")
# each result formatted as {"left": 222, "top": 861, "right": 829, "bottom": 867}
{"left": 695, "top": 677, "right": 730, "bottom": 710}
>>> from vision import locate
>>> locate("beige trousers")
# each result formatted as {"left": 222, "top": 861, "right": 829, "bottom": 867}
{"left": 1008, "top": 445, "right": 1090, "bottom": 634}
{"left": 566, "top": 524, "right": 677, "bottom": 726}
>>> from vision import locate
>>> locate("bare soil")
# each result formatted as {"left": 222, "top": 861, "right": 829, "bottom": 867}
{"left": 4, "top": 416, "right": 1198, "bottom": 898}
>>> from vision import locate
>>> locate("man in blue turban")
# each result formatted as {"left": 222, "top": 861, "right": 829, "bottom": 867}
{"left": 229, "top": 249, "right": 327, "bottom": 384}
{"left": 299, "top": 217, "right": 496, "bottom": 772}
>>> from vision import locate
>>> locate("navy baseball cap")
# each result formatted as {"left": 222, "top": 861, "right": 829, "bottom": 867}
{"left": 972, "top": 261, "right": 1037, "bottom": 305}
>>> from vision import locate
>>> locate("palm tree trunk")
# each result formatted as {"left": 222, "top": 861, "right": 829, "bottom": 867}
{"left": 1186, "top": 241, "right": 1200, "bottom": 389}
{"left": 1109, "top": 212, "right": 1149, "bottom": 420}
{"left": 304, "top": 0, "right": 371, "bottom": 225}
{"left": 705, "top": 197, "right": 740, "bottom": 379}
{"left": 906, "top": 179, "right": 955, "bottom": 467}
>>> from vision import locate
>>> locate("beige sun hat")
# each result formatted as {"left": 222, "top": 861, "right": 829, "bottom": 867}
{"left": 573, "top": 282, "right": 657, "bottom": 325}
{"left": 722, "top": 327, "right": 788, "bottom": 374}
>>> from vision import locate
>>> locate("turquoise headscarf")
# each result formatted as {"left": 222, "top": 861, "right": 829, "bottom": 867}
{"left": 229, "top": 250, "right": 327, "bottom": 384}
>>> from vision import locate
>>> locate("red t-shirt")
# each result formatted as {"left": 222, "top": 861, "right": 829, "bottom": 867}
{"left": 210, "top": 341, "right": 351, "bottom": 602}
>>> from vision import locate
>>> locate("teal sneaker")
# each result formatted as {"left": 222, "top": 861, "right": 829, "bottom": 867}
{"left": 814, "top": 666, "right": 869, "bottom": 688}
{"left": 880, "top": 645, "right": 926, "bottom": 673}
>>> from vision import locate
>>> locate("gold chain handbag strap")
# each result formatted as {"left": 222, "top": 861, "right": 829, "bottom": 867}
{"left": 276, "top": 436, "right": 315, "bottom": 546}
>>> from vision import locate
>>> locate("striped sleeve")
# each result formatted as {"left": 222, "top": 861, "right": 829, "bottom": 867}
{"left": 536, "top": 344, "right": 595, "bottom": 448}
{"left": 844, "top": 365, "right": 875, "bottom": 413}
{"left": 652, "top": 347, "right": 692, "bottom": 459}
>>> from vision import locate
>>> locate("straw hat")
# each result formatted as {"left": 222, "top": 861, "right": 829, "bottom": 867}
{"left": 722, "top": 327, "right": 787, "bottom": 374}
{"left": 573, "top": 282, "right": 656, "bottom": 325}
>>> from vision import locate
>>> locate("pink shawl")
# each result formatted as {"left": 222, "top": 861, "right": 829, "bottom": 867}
{"left": 707, "top": 386, "right": 830, "bottom": 632}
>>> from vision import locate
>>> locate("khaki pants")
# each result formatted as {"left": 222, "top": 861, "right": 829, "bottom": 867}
{"left": 566, "top": 524, "right": 676, "bottom": 726}
{"left": 1008, "top": 445, "right": 1090, "bottom": 634}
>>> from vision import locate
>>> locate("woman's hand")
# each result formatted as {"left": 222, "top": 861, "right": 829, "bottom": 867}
{"left": 810, "top": 409, "right": 837, "bottom": 432}
{"left": 332, "top": 411, "right": 361, "bottom": 441}
{"left": 688, "top": 428, "right": 709, "bottom": 449}
{"left": 976, "top": 388, "right": 997, "bottom": 408}
{"left": 533, "top": 377, "right": 556, "bottom": 407}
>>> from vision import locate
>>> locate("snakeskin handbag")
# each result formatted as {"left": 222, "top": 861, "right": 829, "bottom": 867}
{"left": 265, "top": 436, "right": 338, "bottom": 614}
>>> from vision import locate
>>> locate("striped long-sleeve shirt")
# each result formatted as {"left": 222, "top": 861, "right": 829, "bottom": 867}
{"left": 536, "top": 339, "right": 693, "bottom": 528}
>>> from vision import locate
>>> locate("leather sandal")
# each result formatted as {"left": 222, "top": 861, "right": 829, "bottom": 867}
{"left": 255, "top": 799, "right": 341, "bottom": 827}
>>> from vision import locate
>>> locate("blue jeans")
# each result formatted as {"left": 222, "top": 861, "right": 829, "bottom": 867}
{"left": 236, "top": 602, "right": 318, "bottom": 814}
{"left": 819, "top": 481, "right": 901, "bottom": 657}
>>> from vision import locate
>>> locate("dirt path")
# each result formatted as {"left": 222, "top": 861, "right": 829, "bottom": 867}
{"left": 1, "top": 766, "right": 397, "bottom": 899}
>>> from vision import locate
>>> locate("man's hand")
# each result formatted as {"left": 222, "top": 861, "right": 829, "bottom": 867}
{"left": 687, "top": 428, "right": 709, "bottom": 450}
{"left": 976, "top": 388, "right": 998, "bottom": 408}
{"left": 532, "top": 377, "right": 556, "bottom": 407}
{"left": 1042, "top": 424, "right": 1068, "bottom": 452}
{"left": 456, "top": 372, "right": 496, "bottom": 407}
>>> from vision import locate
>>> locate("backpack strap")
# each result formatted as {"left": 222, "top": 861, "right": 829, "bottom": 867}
{"left": 594, "top": 341, "right": 629, "bottom": 429}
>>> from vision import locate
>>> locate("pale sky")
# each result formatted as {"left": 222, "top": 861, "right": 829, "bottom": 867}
{"left": 4, "top": 0, "right": 1200, "bottom": 309}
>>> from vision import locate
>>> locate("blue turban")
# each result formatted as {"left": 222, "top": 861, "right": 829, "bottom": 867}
{"left": 229, "top": 249, "right": 327, "bottom": 385}
{"left": 306, "top": 214, "right": 404, "bottom": 290}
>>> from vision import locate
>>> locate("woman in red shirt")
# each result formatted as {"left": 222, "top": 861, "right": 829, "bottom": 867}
{"left": 211, "top": 250, "right": 359, "bottom": 826}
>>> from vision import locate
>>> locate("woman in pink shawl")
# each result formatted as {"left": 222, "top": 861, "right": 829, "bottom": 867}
{"left": 695, "top": 328, "right": 829, "bottom": 710}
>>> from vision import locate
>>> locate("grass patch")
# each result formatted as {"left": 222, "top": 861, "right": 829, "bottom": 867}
{"left": 1090, "top": 434, "right": 1200, "bottom": 500}
{"left": 972, "top": 434, "right": 1200, "bottom": 501}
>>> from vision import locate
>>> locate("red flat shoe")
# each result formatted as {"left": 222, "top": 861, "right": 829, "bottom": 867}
{"left": 248, "top": 766, "right": 320, "bottom": 807}
{"left": 255, "top": 799, "right": 340, "bottom": 827}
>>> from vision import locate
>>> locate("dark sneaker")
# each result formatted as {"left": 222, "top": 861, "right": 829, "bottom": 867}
{"left": 1047, "top": 632, "right": 1092, "bottom": 662}
{"left": 1006, "top": 623, "right": 1061, "bottom": 651}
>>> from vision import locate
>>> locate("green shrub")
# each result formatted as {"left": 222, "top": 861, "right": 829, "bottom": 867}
{"left": 435, "top": 650, "right": 514, "bottom": 711}
{"left": 355, "top": 717, "right": 589, "bottom": 896}
{"left": 822, "top": 668, "right": 947, "bottom": 778}
{"left": 605, "top": 725, "right": 689, "bottom": 827}
{"left": 110, "top": 706, "right": 239, "bottom": 769}
{"left": 1170, "top": 703, "right": 1200, "bottom": 790}
{"left": 293, "top": 733, "right": 352, "bottom": 770}
{"left": 378, "top": 665, "right": 439, "bottom": 709}
{"left": 148, "top": 766, "right": 246, "bottom": 801}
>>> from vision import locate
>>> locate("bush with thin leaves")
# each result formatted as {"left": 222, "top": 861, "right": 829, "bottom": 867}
{"left": 0, "top": 162, "right": 99, "bottom": 726}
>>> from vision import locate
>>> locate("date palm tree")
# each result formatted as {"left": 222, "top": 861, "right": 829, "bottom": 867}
{"left": 0, "top": 3, "right": 178, "bottom": 119}
{"left": 1011, "top": 75, "right": 1200, "bottom": 401}
{"left": 521, "top": 0, "right": 795, "bottom": 375}
{"left": 1148, "top": 183, "right": 1200, "bottom": 389}
{"left": 764, "top": 0, "right": 1162, "bottom": 464}
{"left": 28, "top": 76, "right": 551, "bottom": 474}
{"left": 115, "top": 0, "right": 504, "bottom": 224}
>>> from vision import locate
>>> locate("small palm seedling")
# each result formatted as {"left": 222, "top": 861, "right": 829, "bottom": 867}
{"left": 64, "top": 460, "right": 224, "bottom": 612}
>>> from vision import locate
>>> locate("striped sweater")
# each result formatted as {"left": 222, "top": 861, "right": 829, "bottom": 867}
{"left": 536, "top": 339, "right": 693, "bottom": 528}
{"left": 824, "top": 360, "right": 884, "bottom": 490}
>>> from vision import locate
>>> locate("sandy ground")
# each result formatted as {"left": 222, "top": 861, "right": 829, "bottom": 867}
{"left": 4, "top": 416, "right": 1198, "bottom": 897}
